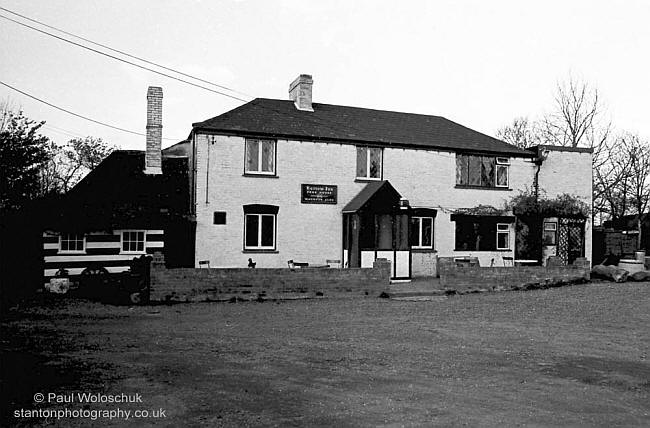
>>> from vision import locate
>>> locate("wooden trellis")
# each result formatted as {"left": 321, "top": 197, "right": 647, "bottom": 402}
{"left": 558, "top": 217, "right": 586, "bottom": 265}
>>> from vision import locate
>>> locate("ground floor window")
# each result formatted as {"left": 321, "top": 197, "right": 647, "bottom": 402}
{"left": 245, "top": 214, "right": 275, "bottom": 249}
{"left": 121, "top": 230, "right": 145, "bottom": 253}
{"left": 453, "top": 216, "right": 513, "bottom": 251}
{"left": 496, "top": 223, "right": 510, "bottom": 250}
{"left": 59, "top": 233, "right": 85, "bottom": 253}
{"left": 243, "top": 204, "right": 279, "bottom": 251}
{"left": 410, "top": 216, "right": 434, "bottom": 249}
{"left": 543, "top": 222, "right": 557, "bottom": 245}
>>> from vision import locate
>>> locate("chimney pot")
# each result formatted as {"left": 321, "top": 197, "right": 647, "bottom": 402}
{"left": 288, "top": 74, "right": 314, "bottom": 112}
{"left": 144, "top": 86, "right": 163, "bottom": 175}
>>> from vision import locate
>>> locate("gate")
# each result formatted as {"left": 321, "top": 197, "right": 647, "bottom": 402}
{"left": 558, "top": 218, "right": 585, "bottom": 265}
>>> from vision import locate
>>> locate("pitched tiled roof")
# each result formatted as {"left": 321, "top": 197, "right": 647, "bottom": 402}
{"left": 193, "top": 98, "right": 531, "bottom": 157}
{"left": 42, "top": 151, "right": 191, "bottom": 230}
{"left": 342, "top": 181, "right": 402, "bottom": 213}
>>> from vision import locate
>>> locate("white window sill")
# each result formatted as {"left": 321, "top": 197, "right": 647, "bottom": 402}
{"left": 244, "top": 171, "right": 276, "bottom": 176}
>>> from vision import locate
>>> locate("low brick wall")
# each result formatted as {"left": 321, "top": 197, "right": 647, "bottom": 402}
{"left": 438, "top": 257, "right": 590, "bottom": 292}
{"left": 149, "top": 257, "right": 391, "bottom": 302}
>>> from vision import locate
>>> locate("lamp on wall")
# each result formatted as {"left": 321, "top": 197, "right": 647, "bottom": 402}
{"left": 534, "top": 148, "right": 550, "bottom": 165}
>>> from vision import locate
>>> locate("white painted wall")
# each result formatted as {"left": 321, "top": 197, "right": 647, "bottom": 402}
{"left": 193, "top": 133, "right": 556, "bottom": 269}
{"left": 537, "top": 148, "right": 593, "bottom": 264}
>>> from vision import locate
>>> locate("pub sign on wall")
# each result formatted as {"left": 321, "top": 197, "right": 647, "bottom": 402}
{"left": 301, "top": 184, "right": 337, "bottom": 204}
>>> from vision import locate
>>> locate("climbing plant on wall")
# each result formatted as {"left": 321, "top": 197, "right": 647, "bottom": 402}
{"left": 505, "top": 188, "right": 590, "bottom": 260}
{"left": 506, "top": 188, "right": 591, "bottom": 219}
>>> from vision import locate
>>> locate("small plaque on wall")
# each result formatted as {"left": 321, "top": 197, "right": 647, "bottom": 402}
{"left": 301, "top": 184, "right": 337, "bottom": 204}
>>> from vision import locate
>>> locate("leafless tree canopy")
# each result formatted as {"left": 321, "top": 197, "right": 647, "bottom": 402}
{"left": 496, "top": 117, "right": 542, "bottom": 149}
{"left": 497, "top": 76, "right": 650, "bottom": 227}
{"left": 543, "top": 77, "right": 608, "bottom": 148}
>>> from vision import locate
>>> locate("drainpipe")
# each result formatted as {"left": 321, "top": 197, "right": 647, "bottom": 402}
{"left": 533, "top": 147, "right": 550, "bottom": 203}
{"left": 533, "top": 147, "right": 550, "bottom": 264}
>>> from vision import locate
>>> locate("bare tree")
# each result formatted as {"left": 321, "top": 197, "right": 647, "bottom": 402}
{"left": 594, "top": 135, "right": 634, "bottom": 221}
{"left": 497, "top": 76, "right": 618, "bottom": 223}
{"left": 496, "top": 117, "right": 542, "bottom": 149}
{"left": 623, "top": 134, "right": 650, "bottom": 246}
{"left": 543, "top": 76, "right": 610, "bottom": 149}
{"left": 594, "top": 133, "right": 650, "bottom": 246}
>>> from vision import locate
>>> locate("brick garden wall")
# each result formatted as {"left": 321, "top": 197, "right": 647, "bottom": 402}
{"left": 150, "top": 256, "right": 391, "bottom": 302}
{"left": 438, "top": 257, "right": 590, "bottom": 292}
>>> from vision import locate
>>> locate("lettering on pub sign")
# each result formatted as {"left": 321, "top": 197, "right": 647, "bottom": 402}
{"left": 301, "top": 184, "right": 337, "bottom": 204}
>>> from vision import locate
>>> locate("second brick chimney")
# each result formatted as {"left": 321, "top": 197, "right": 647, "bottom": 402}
{"left": 289, "top": 74, "right": 313, "bottom": 112}
{"left": 144, "top": 86, "right": 163, "bottom": 175}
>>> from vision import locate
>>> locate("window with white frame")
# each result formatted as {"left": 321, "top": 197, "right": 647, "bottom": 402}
{"left": 245, "top": 138, "right": 276, "bottom": 175}
{"left": 496, "top": 223, "right": 510, "bottom": 250}
{"left": 496, "top": 157, "right": 510, "bottom": 187}
{"left": 356, "top": 146, "right": 382, "bottom": 180}
{"left": 456, "top": 154, "right": 510, "bottom": 188}
{"left": 59, "top": 233, "right": 85, "bottom": 253}
{"left": 121, "top": 230, "right": 145, "bottom": 253}
{"left": 243, "top": 205, "right": 278, "bottom": 250}
{"left": 543, "top": 222, "right": 557, "bottom": 245}
{"left": 454, "top": 216, "right": 513, "bottom": 251}
{"left": 410, "top": 217, "right": 434, "bottom": 249}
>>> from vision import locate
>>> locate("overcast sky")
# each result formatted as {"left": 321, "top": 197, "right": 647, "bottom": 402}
{"left": 1, "top": 0, "right": 649, "bottom": 150}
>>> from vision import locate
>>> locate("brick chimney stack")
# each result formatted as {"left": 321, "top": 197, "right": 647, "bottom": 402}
{"left": 144, "top": 86, "right": 163, "bottom": 175}
{"left": 289, "top": 74, "right": 313, "bottom": 112}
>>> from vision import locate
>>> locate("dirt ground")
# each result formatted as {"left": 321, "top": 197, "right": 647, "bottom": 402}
{"left": 1, "top": 282, "right": 649, "bottom": 427}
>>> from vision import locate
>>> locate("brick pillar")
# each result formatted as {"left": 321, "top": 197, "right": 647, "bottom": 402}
{"left": 144, "top": 86, "right": 163, "bottom": 174}
{"left": 151, "top": 251, "right": 165, "bottom": 268}
{"left": 373, "top": 258, "right": 392, "bottom": 283}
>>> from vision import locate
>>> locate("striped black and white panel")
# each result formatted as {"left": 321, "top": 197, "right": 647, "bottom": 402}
{"left": 43, "top": 229, "right": 164, "bottom": 283}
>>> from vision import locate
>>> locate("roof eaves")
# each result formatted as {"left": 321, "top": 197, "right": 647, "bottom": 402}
{"left": 191, "top": 127, "right": 533, "bottom": 157}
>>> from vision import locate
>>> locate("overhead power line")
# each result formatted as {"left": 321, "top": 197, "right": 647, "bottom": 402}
{"left": 0, "top": 80, "right": 181, "bottom": 140}
{"left": 0, "top": 8, "right": 367, "bottom": 142}
{"left": 43, "top": 124, "right": 87, "bottom": 139}
{"left": 0, "top": 13, "right": 250, "bottom": 103}
{"left": 0, "top": 6, "right": 253, "bottom": 99}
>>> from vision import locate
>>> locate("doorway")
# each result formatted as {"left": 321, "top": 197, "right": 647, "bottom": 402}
{"left": 342, "top": 181, "right": 411, "bottom": 279}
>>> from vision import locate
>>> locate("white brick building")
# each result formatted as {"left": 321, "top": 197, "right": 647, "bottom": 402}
{"left": 187, "top": 75, "right": 592, "bottom": 278}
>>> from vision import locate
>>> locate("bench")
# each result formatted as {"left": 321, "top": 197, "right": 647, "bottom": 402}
{"left": 287, "top": 260, "right": 309, "bottom": 269}
{"left": 326, "top": 259, "right": 341, "bottom": 268}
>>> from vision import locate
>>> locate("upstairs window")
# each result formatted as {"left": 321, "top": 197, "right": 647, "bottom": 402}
{"left": 121, "top": 231, "right": 145, "bottom": 253}
{"left": 59, "top": 233, "right": 85, "bottom": 253}
{"left": 456, "top": 155, "right": 509, "bottom": 188}
{"left": 356, "top": 147, "right": 382, "bottom": 180}
{"left": 496, "top": 157, "right": 510, "bottom": 187}
{"left": 410, "top": 217, "right": 434, "bottom": 249}
{"left": 245, "top": 138, "right": 276, "bottom": 175}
